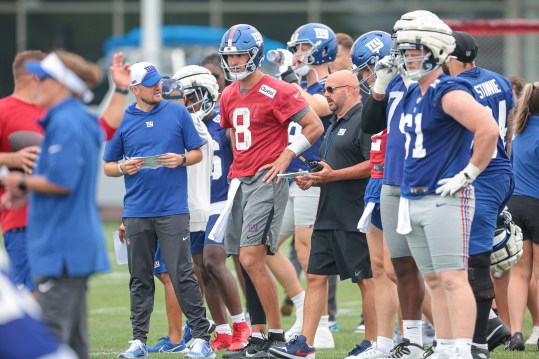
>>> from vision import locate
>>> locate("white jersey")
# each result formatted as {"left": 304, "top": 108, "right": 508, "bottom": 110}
{"left": 187, "top": 115, "right": 214, "bottom": 232}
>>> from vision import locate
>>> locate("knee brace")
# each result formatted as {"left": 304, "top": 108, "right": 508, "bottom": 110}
{"left": 468, "top": 252, "right": 495, "bottom": 301}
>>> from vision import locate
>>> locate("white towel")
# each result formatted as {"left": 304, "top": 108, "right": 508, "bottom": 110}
{"left": 396, "top": 197, "right": 412, "bottom": 235}
{"left": 208, "top": 178, "right": 241, "bottom": 243}
{"left": 358, "top": 202, "right": 376, "bottom": 233}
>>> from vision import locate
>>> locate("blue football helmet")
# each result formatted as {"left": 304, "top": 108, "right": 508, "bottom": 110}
{"left": 219, "top": 24, "right": 265, "bottom": 81}
{"left": 287, "top": 23, "right": 337, "bottom": 66}
{"left": 351, "top": 31, "right": 392, "bottom": 93}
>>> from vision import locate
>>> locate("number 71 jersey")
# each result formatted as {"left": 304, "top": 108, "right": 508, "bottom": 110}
{"left": 220, "top": 74, "right": 309, "bottom": 179}
{"left": 400, "top": 75, "right": 474, "bottom": 199}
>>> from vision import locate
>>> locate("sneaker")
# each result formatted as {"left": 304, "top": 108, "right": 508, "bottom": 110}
{"left": 344, "top": 345, "right": 389, "bottom": 359}
{"left": 525, "top": 325, "right": 539, "bottom": 345}
{"left": 230, "top": 321, "right": 251, "bottom": 351}
{"left": 470, "top": 346, "right": 489, "bottom": 359}
{"left": 355, "top": 315, "right": 366, "bottom": 334}
{"left": 184, "top": 319, "right": 217, "bottom": 348}
{"left": 381, "top": 339, "right": 425, "bottom": 358}
{"left": 345, "top": 340, "right": 372, "bottom": 358}
{"left": 313, "top": 325, "right": 335, "bottom": 349}
{"left": 147, "top": 336, "right": 188, "bottom": 353}
{"left": 211, "top": 332, "right": 233, "bottom": 351}
{"left": 423, "top": 341, "right": 436, "bottom": 358}
{"left": 285, "top": 321, "right": 303, "bottom": 342}
{"left": 253, "top": 332, "right": 287, "bottom": 358}
{"left": 185, "top": 338, "right": 216, "bottom": 359}
{"left": 118, "top": 340, "right": 148, "bottom": 358}
{"left": 486, "top": 316, "right": 510, "bottom": 351}
{"left": 222, "top": 336, "right": 265, "bottom": 358}
{"left": 422, "top": 321, "right": 436, "bottom": 347}
{"left": 281, "top": 296, "right": 294, "bottom": 316}
{"left": 329, "top": 321, "right": 340, "bottom": 332}
{"left": 269, "top": 335, "right": 315, "bottom": 359}
{"left": 504, "top": 332, "right": 525, "bottom": 351}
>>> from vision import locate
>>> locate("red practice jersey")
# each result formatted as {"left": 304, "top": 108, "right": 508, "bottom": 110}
{"left": 220, "top": 74, "right": 308, "bottom": 178}
{"left": 0, "top": 96, "right": 45, "bottom": 234}
{"left": 370, "top": 129, "right": 387, "bottom": 179}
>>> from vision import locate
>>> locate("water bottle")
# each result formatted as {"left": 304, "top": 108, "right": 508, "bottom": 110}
{"left": 267, "top": 50, "right": 283, "bottom": 64}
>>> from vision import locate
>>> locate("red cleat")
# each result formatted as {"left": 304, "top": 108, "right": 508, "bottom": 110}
{"left": 229, "top": 321, "right": 251, "bottom": 351}
{"left": 211, "top": 332, "right": 232, "bottom": 351}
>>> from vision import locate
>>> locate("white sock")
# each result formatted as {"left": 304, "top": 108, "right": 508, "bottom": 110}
{"left": 216, "top": 324, "right": 232, "bottom": 335}
{"left": 437, "top": 339, "right": 455, "bottom": 354}
{"left": 455, "top": 338, "right": 472, "bottom": 356}
{"left": 532, "top": 325, "right": 539, "bottom": 333}
{"left": 403, "top": 320, "right": 423, "bottom": 346}
{"left": 488, "top": 309, "right": 497, "bottom": 320}
{"left": 231, "top": 313, "right": 246, "bottom": 323}
{"left": 376, "top": 336, "right": 393, "bottom": 354}
{"left": 252, "top": 332, "right": 264, "bottom": 339}
{"left": 472, "top": 342, "right": 488, "bottom": 350}
{"left": 292, "top": 291, "right": 305, "bottom": 320}
{"left": 318, "top": 315, "right": 329, "bottom": 328}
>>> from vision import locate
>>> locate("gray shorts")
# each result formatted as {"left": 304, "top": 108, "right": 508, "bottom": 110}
{"left": 279, "top": 182, "right": 319, "bottom": 240}
{"left": 381, "top": 184, "right": 412, "bottom": 258}
{"left": 225, "top": 170, "right": 289, "bottom": 255}
{"left": 406, "top": 188, "right": 476, "bottom": 274}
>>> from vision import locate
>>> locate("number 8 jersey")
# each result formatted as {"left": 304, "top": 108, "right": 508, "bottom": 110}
{"left": 220, "top": 74, "right": 309, "bottom": 179}
{"left": 400, "top": 74, "right": 475, "bottom": 199}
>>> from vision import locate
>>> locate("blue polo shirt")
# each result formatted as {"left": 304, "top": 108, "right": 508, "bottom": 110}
{"left": 512, "top": 115, "right": 539, "bottom": 200}
{"left": 27, "top": 98, "right": 110, "bottom": 280}
{"left": 103, "top": 100, "right": 204, "bottom": 217}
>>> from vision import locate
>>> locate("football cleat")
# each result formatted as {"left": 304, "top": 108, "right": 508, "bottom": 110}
{"left": 118, "top": 340, "right": 148, "bottom": 358}
{"left": 147, "top": 336, "right": 188, "bottom": 353}
{"left": 269, "top": 335, "right": 315, "bottom": 359}
{"left": 504, "top": 332, "right": 524, "bottom": 351}
{"left": 486, "top": 316, "right": 510, "bottom": 351}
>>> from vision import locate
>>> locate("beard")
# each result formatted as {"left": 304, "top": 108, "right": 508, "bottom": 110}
{"left": 141, "top": 93, "right": 162, "bottom": 106}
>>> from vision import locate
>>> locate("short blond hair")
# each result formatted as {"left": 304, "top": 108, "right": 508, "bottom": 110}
{"left": 12, "top": 50, "right": 46, "bottom": 79}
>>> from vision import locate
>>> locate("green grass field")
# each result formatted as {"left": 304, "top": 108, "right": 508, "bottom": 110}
{"left": 84, "top": 222, "right": 537, "bottom": 358}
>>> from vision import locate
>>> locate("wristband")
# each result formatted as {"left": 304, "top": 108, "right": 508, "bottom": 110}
{"left": 464, "top": 162, "right": 481, "bottom": 182}
{"left": 118, "top": 162, "right": 125, "bottom": 174}
{"left": 286, "top": 134, "right": 312, "bottom": 157}
{"left": 18, "top": 177, "right": 27, "bottom": 191}
{"left": 114, "top": 88, "right": 129, "bottom": 95}
{"left": 180, "top": 154, "right": 186, "bottom": 166}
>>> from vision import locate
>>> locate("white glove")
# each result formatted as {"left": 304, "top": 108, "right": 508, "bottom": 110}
{"left": 372, "top": 55, "right": 397, "bottom": 95}
{"left": 435, "top": 163, "right": 481, "bottom": 197}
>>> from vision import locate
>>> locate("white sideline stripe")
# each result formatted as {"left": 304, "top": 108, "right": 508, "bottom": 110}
{"left": 90, "top": 352, "right": 117, "bottom": 356}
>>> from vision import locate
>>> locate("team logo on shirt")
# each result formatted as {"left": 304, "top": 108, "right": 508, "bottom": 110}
{"left": 146, "top": 121, "right": 154, "bottom": 127}
{"left": 259, "top": 85, "right": 277, "bottom": 99}
{"left": 338, "top": 129, "right": 346, "bottom": 136}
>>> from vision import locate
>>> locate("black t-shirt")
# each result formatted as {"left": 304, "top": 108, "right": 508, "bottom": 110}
{"left": 314, "top": 103, "right": 372, "bottom": 231}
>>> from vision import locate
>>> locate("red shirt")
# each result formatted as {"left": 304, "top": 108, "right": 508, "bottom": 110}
{"left": 0, "top": 96, "right": 45, "bottom": 234}
{"left": 220, "top": 74, "right": 308, "bottom": 178}
{"left": 370, "top": 129, "right": 387, "bottom": 179}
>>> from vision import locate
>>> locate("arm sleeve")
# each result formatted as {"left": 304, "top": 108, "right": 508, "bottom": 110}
{"left": 361, "top": 94, "right": 389, "bottom": 134}
{"left": 98, "top": 117, "right": 117, "bottom": 141}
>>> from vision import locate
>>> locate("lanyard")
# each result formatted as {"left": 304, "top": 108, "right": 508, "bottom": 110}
{"left": 322, "top": 119, "right": 345, "bottom": 161}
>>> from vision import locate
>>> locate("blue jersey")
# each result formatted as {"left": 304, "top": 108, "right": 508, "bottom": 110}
{"left": 459, "top": 67, "right": 513, "bottom": 177}
{"left": 205, "top": 112, "right": 233, "bottom": 204}
{"left": 401, "top": 75, "right": 474, "bottom": 199}
{"left": 29, "top": 98, "right": 110, "bottom": 280}
{"left": 287, "top": 78, "right": 332, "bottom": 173}
{"left": 383, "top": 74, "right": 407, "bottom": 186}
{"left": 512, "top": 115, "right": 539, "bottom": 200}
{"left": 103, "top": 100, "right": 204, "bottom": 217}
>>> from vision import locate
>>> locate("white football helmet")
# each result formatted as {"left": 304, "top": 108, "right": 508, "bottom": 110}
{"left": 173, "top": 65, "right": 219, "bottom": 120}
{"left": 396, "top": 17, "right": 455, "bottom": 81}
{"left": 491, "top": 210, "right": 524, "bottom": 272}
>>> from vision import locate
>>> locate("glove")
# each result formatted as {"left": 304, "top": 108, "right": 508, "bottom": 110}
{"left": 372, "top": 55, "right": 397, "bottom": 95}
{"left": 280, "top": 66, "right": 300, "bottom": 84}
{"left": 435, "top": 163, "right": 481, "bottom": 197}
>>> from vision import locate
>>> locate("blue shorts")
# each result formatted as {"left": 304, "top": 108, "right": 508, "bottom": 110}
{"left": 364, "top": 178, "right": 383, "bottom": 230}
{"left": 190, "top": 231, "right": 205, "bottom": 255}
{"left": 153, "top": 244, "right": 167, "bottom": 275}
{"left": 204, "top": 214, "right": 224, "bottom": 249}
{"left": 469, "top": 172, "right": 514, "bottom": 255}
{"left": 153, "top": 230, "right": 206, "bottom": 274}
{"left": 4, "top": 228, "right": 35, "bottom": 291}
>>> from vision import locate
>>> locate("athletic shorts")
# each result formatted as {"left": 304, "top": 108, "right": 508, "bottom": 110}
{"left": 469, "top": 173, "right": 514, "bottom": 255}
{"left": 507, "top": 195, "right": 539, "bottom": 244}
{"left": 279, "top": 182, "right": 320, "bottom": 240}
{"left": 190, "top": 231, "right": 205, "bottom": 255}
{"left": 308, "top": 229, "right": 373, "bottom": 283}
{"left": 364, "top": 178, "right": 383, "bottom": 230}
{"left": 153, "top": 231, "right": 204, "bottom": 274}
{"left": 204, "top": 214, "right": 224, "bottom": 249}
{"left": 3, "top": 228, "right": 35, "bottom": 291}
{"left": 406, "top": 188, "right": 475, "bottom": 274}
{"left": 225, "top": 169, "right": 289, "bottom": 256}
{"left": 381, "top": 185, "right": 411, "bottom": 258}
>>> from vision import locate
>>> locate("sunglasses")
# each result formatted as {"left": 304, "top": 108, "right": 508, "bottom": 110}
{"left": 323, "top": 85, "right": 350, "bottom": 94}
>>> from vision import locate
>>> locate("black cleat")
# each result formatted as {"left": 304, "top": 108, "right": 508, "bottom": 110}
{"left": 223, "top": 336, "right": 265, "bottom": 358}
{"left": 504, "top": 332, "right": 525, "bottom": 351}
{"left": 486, "top": 316, "right": 511, "bottom": 351}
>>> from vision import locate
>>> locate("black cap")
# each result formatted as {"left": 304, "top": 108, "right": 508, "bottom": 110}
{"left": 452, "top": 31, "right": 478, "bottom": 63}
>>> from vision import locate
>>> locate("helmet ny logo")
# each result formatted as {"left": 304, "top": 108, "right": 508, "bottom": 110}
{"left": 365, "top": 37, "right": 384, "bottom": 53}
{"left": 251, "top": 31, "right": 263, "bottom": 46}
{"left": 314, "top": 28, "right": 329, "bottom": 39}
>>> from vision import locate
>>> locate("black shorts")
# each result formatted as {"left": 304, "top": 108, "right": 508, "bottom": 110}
{"left": 507, "top": 195, "right": 539, "bottom": 244}
{"left": 307, "top": 229, "right": 372, "bottom": 283}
